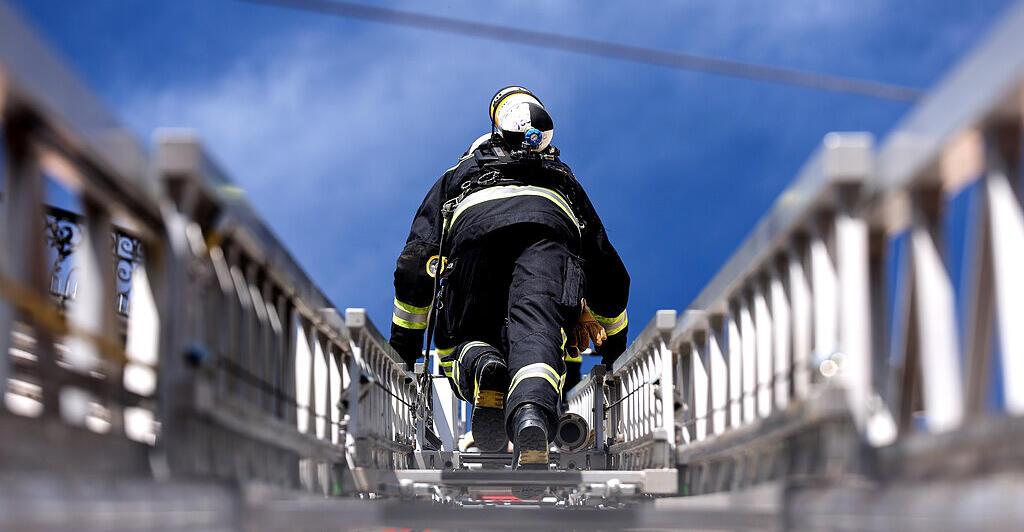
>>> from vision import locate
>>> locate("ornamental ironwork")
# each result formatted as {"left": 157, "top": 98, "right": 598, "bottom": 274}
{"left": 45, "top": 207, "right": 144, "bottom": 317}
{"left": 114, "top": 230, "right": 143, "bottom": 316}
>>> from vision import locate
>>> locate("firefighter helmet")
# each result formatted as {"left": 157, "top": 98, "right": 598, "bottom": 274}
{"left": 489, "top": 86, "right": 554, "bottom": 152}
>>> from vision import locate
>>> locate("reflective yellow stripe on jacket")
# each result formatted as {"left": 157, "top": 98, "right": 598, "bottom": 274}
{"left": 448, "top": 185, "right": 580, "bottom": 233}
{"left": 592, "top": 309, "right": 628, "bottom": 336}
{"left": 393, "top": 298, "right": 429, "bottom": 330}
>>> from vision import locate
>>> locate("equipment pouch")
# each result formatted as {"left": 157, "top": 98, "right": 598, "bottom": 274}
{"left": 560, "top": 254, "right": 585, "bottom": 310}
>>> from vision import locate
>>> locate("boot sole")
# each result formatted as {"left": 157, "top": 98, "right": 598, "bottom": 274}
{"left": 515, "top": 424, "right": 549, "bottom": 470}
{"left": 471, "top": 363, "right": 509, "bottom": 453}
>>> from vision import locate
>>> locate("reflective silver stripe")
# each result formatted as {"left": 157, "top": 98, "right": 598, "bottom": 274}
{"left": 392, "top": 314, "right": 426, "bottom": 330}
{"left": 508, "top": 363, "right": 563, "bottom": 395}
{"left": 392, "top": 304, "right": 428, "bottom": 325}
{"left": 449, "top": 185, "right": 580, "bottom": 232}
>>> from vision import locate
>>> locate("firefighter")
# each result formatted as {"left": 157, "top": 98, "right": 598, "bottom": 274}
{"left": 389, "top": 86, "right": 629, "bottom": 468}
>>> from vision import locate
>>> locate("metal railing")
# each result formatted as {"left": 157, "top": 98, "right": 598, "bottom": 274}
{"left": 564, "top": 310, "right": 678, "bottom": 470}
{"left": 667, "top": 132, "right": 878, "bottom": 493}
{"left": 2, "top": 0, "right": 1023, "bottom": 514}
{"left": 860, "top": 1, "right": 1024, "bottom": 485}
{"left": 0, "top": 1, "right": 423, "bottom": 498}
{"left": 1, "top": 0, "right": 164, "bottom": 471}
{"left": 154, "top": 133, "right": 359, "bottom": 493}
{"left": 607, "top": 310, "right": 678, "bottom": 470}
{"left": 868, "top": 5, "right": 1024, "bottom": 433}
{"left": 344, "top": 308, "right": 416, "bottom": 476}
{"left": 0, "top": 2, "right": 366, "bottom": 495}
{"left": 563, "top": 0, "right": 1024, "bottom": 496}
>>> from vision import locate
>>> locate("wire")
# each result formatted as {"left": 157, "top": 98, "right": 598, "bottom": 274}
{"left": 239, "top": 0, "right": 923, "bottom": 102}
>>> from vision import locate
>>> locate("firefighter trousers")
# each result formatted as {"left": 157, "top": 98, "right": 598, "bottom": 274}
{"left": 435, "top": 224, "right": 583, "bottom": 433}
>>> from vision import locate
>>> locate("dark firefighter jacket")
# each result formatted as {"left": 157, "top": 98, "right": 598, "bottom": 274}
{"left": 390, "top": 134, "right": 630, "bottom": 365}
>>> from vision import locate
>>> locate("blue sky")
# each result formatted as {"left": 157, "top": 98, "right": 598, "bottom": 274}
{"left": 11, "top": 0, "right": 1014, "bottom": 361}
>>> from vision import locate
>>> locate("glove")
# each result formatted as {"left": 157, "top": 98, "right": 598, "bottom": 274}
{"left": 567, "top": 299, "right": 607, "bottom": 352}
{"left": 389, "top": 334, "right": 422, "bottom": 371}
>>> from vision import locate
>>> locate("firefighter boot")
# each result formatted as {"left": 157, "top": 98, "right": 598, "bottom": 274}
{"left": 512, "top": 403, "right": 550, "bottom": 470}
{"left": 471, "top": 354, "right": 510, "bottom": 452}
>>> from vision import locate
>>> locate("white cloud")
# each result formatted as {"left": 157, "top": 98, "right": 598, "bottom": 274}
{"left": 117, "top": 0, "right": 962, "bottom": 326}
{"left": 123, "top": 18, "right": 572, "bottom": 323}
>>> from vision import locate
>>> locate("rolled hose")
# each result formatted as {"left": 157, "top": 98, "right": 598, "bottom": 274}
{"left": 554, "top": 412, "right": 592, "bottom": 452}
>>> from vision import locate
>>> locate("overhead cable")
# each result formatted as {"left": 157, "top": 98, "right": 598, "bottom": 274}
{"left": 240, "top": 0, "right": 923, "bottom": 102}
